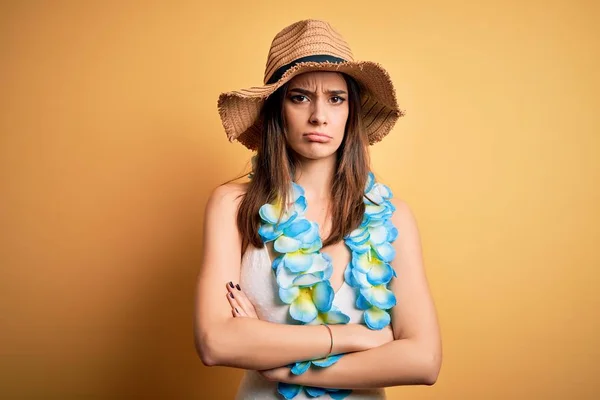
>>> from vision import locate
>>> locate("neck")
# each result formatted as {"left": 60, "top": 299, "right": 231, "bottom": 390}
{"left": 293, "top": 154, "right": 336, "bottom": 202}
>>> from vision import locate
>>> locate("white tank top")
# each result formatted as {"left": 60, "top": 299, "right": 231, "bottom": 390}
{"left": 234, "top": 244, "right": 387, "bottom": 400}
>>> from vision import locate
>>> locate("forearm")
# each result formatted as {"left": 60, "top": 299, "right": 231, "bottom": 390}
{"left": 200, "top": 318, "right": 367, "bottom": 370}
{"left": 276, "top": 338, "right": 441, "bottom": 389}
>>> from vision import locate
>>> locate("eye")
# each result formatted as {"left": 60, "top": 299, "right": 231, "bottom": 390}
{"left": 290, "top": 94, "right": 309, "bottom": 103}
{"left": 330, "top": 96, "right": 346, "bottom": 104}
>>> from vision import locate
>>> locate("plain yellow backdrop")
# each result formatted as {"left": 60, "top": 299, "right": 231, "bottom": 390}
{"left": 1, "top": 1, "right": 598, "bottom": 399}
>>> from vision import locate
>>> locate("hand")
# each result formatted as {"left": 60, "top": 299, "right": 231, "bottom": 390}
{"left": 257, "top": 365, "right": 291, "bottom": 382}
{"left": 368, "top": 324, "right": 395, "bottom": 348}
{"left": 226, "top": 281, "right": 259, "bottom": 319}
{"left": 352, "top": 324, "right": 394, "bottom": 352}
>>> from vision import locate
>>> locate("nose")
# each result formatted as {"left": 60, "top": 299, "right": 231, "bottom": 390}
{"left": 309, "top": 99, "right": 327, "bottom": 126}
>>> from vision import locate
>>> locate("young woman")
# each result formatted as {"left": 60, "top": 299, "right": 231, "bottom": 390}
{"left": 194, "top": 19, "right": 442, "bottom": 399}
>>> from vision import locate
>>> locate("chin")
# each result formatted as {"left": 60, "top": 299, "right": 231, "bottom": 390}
{"left": 294, "top": 144, "right": 338, "bottom": 160}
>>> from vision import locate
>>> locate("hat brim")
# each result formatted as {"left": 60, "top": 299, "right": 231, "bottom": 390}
{"left": 217, "top": 60, "right": 404, "bottom": 150}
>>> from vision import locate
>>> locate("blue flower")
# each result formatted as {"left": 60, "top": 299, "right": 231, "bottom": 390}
{"left": 258, "top": 183, "right": 307, "bottom": 243}
{"left": 291, "top": 353, "right": 344, "bottom": 375}
{"left": 346, "top": 219, "right": 397, "bottom": 261}
{"left": 275, "top": 220, "right": 323, "bottom": 273}
{"left": 308, "top": 305, "right": 351, "bottom": 325}
{"left": 256, "top": 172, "right": 398, "bottom": 398}
{"left": 277, "top": 281, "right": 335, "bottom": 323}
{"left": 276, "top": 253, "right": 332, "bottom": 290}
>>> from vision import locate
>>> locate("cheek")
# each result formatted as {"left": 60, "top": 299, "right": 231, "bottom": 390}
{"left": 283, "top": 107, "right": 299, "bottom": 127}
{"left": 334, "top": 109, "right": 350, "bottom": 132}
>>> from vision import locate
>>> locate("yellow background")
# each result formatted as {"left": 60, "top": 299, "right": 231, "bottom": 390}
{"left": 1, "top": 0, "right": 598, "bottom": 398}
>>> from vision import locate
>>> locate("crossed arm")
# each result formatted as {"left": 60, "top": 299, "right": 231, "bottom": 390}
{"left": 194, "top": 183, "right": 442, "bottom": 389}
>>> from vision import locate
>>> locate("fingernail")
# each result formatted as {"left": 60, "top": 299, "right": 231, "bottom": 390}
{"left": 236, "top": 284, "right": 241, "bottom": 290}
{"left": 229, "top": 281, "right": 234, "bottom": 288}
{"left": 229, "top": 292, "right": 234, "bottom": 298}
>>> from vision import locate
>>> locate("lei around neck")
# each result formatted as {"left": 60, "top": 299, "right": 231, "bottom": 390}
{"left": 256, "top": 171, "right": 398, "bottom": 399}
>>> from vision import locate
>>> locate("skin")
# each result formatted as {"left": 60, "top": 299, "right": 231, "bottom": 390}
{"left": 283, "top": 71, "right": 349, "bottom": 163}
{"left": 194, "top": 71, "right": 442, "bottom": 389}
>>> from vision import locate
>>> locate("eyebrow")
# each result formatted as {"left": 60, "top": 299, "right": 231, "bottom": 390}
{"left": 288, "top": 88, "right": 347, "bottom": 96}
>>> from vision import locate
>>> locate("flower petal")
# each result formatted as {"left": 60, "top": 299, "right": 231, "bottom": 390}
{"left": 290, "top": 289, "right": 318, "bottom": 323}
{"left": 373, "top": 242, "right": 395, "bottom": 263}
{"left": 364, "top": 307, "right": 391, "bottom": 330}
{"left": 347, "top": 226, "right": 369, "bottom": 242}
{"left": 283, "top": 219, "right": 311, "bottom": 237}
{"left": 360, "top": 284, "right": 396, "bottom": 310}
{"left": 351, "top": 268, "right": 372, "bottom": 289}
{"left": 311, "top": 281, "right": 334, "bottom": 312}
{"left": 283, "top": 252, "right": 314, "bottom": 273}
{"left": 345, "top": 239, "right": 370, "bottom": 254}
{"left": 258, "top": 223, "right": 281, "bottom": 242}
{"left": 366, "top": 262, "right": 394, "bottom": 286}
{"left": 276, "top": 264, "right": 297, "bottom": 289}
{"left": 355, "top": 292, "right": 371, "bottom": 310}
{"left": 368, "top": 225, "right": 388, "bottom": 245}
{"left": 344, "top": 263, "right": 356, "bottom": 286}
{"left": 279, "top": 286, "right": 300, "bottom": 304}
{"left": 303, "top": 239, "right": 322, "bottom": 253}
{"left": 305, "top": 253, "right": 331, "bottom": 275}
{"left": 321, "top": 306, "right": 351, "bottom": 324}
{"left": 298, "top": 221, "right": 320, "bottom": 245}
{"left": 292, "top": 272, "right": 324, "bottom": 287}
{"left": 291, "top": 361, "right": 311, "bottom": 375}
{"left": 259, "top": 203, "right": 281, "bottom": 224}
{"left": 272, "top": 254, "right": 283, "bottom": 271}
{"left": 277, "top": 383, "right": 303, "bottom": 399}
{"left": 291, "top": 181, "right": 305, "bottom": 199}
{"left": 373, "top": 182, "right": 393, "bottom": 199}
{"left": 305, "top": 386, "right": 327, "bottom": 397}
{"left": 293, "top": 196, "right": 307, "bottom": 213}
{"left": 352, "top": 251, "right": 380, "bottom": 274}
{"left": 275, "top": 235, "right": 302, "bottom": 253}
{"left": 384, "top": 220, "right": 398, "bottom": 242}
{"left": 311, "top": 353, "right": 343, "bottom": 367}
{"left": 364, "top": 204, "right": 387, "bottom": 218}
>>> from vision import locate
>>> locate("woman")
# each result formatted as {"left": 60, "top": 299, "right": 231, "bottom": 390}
{"left": 194, "top": 19, "right": 442, "bottom": 399}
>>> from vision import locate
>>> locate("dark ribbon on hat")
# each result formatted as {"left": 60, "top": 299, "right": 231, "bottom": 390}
{"left": 266, "top": 55, "right": 347, "bottom": 84}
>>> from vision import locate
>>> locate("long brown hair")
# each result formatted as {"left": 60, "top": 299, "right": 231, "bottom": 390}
{"left": 230, "top": 73, "right": 371, "bottom": 255}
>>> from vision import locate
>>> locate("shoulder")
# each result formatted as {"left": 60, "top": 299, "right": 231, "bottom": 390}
{"left": 389, "top": 196, "right": 416, "bottom": 223}
{"left": 204, "top": 182, "right": 250, "bottom": 218}
{"left": 387, "top": 194, "right": 424, "bottom": 263}
{"left": 389, "top": 195, "right": 421, "bottom": 242}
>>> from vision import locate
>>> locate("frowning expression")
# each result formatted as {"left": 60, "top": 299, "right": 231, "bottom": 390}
{"left": 283, "top": 71, "right": 349, "bottom": 160}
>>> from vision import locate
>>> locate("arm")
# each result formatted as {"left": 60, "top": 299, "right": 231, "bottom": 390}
{"left": 262, "top": 199, "right": 442, "bottom": 387}
{"left": 193, "top": 183, "right": 392, "bottom": 370}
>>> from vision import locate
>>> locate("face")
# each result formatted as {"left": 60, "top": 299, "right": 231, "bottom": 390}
{"left": 282, "top": 71, "right": 349, "bottom": 160}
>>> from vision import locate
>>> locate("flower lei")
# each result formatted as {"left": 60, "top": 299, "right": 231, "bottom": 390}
{"left": 257, "top": 171, "right": 398, "bottom": 399}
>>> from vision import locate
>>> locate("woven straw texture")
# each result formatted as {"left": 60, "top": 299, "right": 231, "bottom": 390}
{"left": 217, "top": 20, "right": 404, "bottom": 150}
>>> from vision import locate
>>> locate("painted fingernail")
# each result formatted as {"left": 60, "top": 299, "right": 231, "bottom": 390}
{"left": 229, "top": 292, "right": 234, "bottom": 298}
{"left": 229, "top": 281, "right": 234, "bottom": 288}
{"left": 236, "top": 284, "right": 241, "bottom": 290}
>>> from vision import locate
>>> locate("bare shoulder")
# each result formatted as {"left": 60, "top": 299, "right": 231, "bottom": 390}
{"left": 389, "top": 196, "right": 420, "bottom": 237}
{"left": 205, "top": 182, "right": 249, "bottom": 216}
{"left": 388, "top": 195, "right": 425, "bottom": 271}
{"left": 200, "top": 181, "right": 250, "bottom": 268}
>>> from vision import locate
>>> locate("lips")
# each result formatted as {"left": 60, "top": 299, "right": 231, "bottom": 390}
{"left": 304, "top": 132, "right": 332, "bottom": 143}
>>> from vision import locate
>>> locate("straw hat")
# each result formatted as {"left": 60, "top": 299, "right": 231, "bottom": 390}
{"left": 217, "top": 19, "right": 404, "bottom": 150}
